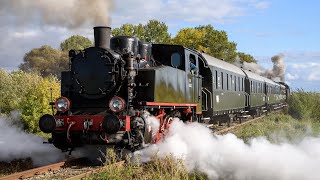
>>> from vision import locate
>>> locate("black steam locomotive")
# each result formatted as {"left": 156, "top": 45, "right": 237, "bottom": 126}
{"left": 39, "top": 26, "right": 290, "bottom": 153}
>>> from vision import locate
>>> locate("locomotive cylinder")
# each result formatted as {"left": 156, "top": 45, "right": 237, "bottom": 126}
{"left": 93, "top": 26, "right": 111, "bottom": 49}
{"left": 39, "top": 114, "right": 56, "bottom": 133}
{"left": 102, "top": 114, "right": 123, "bottom": 134}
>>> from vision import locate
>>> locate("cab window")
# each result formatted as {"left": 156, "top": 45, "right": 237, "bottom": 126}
{"left": 171, "top": 52, "right": 181, "bottom": 68}
{"left": 189, "top": 54, "right": 198, "bottom": 74}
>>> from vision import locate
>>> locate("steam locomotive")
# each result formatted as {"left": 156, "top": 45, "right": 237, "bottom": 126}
{"left": 39, "top": 26, "right": 290, "bottom": 153}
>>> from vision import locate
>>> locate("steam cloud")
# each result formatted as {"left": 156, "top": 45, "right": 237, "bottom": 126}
{"left": 0, "top": 0, "right": 113, "bottom": 28}
{"left": 236, "top": 53, "right": 286, "bottom": 81}
{"left": 136, "top": 119, "right": 320, "bottom": 180}
{"left": 0, "top": 113, "right": 63, "bottom": 166}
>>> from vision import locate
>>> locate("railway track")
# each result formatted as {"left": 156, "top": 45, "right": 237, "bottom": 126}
{"left": 0, "top": 161, "right": 65, "bottom": 180}
{"left": 212, "top": 109, "right": 283, "bottom": 135}
{"left": 0, "top": 159, "right": 125, "bottom": 180}
{"left": 214, "top": 115, "right": 266, "bottom": 135}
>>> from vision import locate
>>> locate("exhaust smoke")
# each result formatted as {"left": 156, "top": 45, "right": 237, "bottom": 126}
{"left": 235, "top": 53, "right": 286, "bottom": 81}
{"left": 136, "top": 119, "right": 320, "bottom": 180}
{"left": 0, "top": 113, "right": 63, "bottom": 166}
{"left": 0, "top": 0, "right": 113, "bottom": 28}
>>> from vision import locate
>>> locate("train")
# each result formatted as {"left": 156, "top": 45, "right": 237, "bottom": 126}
{"left": 39, "top": 26, "right": 290, "bottom": 154}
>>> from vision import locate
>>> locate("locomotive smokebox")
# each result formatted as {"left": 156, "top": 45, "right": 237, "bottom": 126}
{"left": 102, "top": 114, "right": 123, "bottom": 134}
{"left": 93, "top": 26, "right": 111, "bottom": 49}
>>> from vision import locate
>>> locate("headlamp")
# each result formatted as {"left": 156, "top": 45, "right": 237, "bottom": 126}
{"left": 55, "top": 96, "right": 70, "bottom": 112}
{"left": 108, "top": 96, "right": 125, "bottom": 112}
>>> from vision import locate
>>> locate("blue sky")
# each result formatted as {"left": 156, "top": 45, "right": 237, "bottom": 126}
{"left": 0, "top": 0, "right": 319, "bottom": 91}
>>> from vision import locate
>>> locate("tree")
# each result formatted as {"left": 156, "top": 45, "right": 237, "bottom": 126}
{"left": 112, "top": 20, "right": 171, "bottom": 43}
{"left": 112, "top": 24, "right": 138, "bottom": 37}
{"left": 0, "top": 70, "right": 60, "bottom": 133}
{"left": 19, "top": 45, "right": 68, "bottom": 78}
{"left": 172, "top": 25, "right": 238, "bottom": 63}
{"left": 143, "top": 20, "right": 171, "bottom": 43}
{"left": 171, "top": 27, "right": 208, "bottom": 52}
{"left": 60, "top": 35, "right": 93, "bottom": 51}
{"left": 237, "top": 52, "right": 257, "bottom": 63}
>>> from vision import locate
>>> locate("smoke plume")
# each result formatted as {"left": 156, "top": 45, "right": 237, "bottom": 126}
{"left": 0, "top": 113, "right": 63, "bottom": 166}
{"left": 136, "top": 119, "right": 320, "bottom": 180}
{"left": 235, "top": 53, "right": 286, "bottom": 81}
{"left": 0, "top": 0, "right": 113, "bottom": 28}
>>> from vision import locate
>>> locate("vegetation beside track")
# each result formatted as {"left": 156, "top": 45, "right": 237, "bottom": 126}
{"left": 232, "top": 113, "right": 320, "bottom": 143}
{"left": 89, "top": 150, "right": 208, "bottom": 180}
{"left": 0, "top": 158, "right": 33, "bottom": 177}
{"left": 0, "top": 69, "right": 60, "bottom": 134}
{"left": 233, "top": 90, "right": 320, "bottom": 142}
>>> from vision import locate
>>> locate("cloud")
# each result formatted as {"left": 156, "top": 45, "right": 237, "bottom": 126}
{"left": 288, "top": 62, "right": 320, "bottom": 80}
{"left": 285, "top": 62, "right": 320, "bottom": 91}
{"left": 11, "top": 30, "right": 39, "bottom": 38}
{"left": 307, "top": 71, "right": 320, "bottom": 81}
{"left": 111, "top": 0, "right": 272, "bottom": 27}
{"left": 286, "top": 73, "right": 299, "bottom": 80}
{"left": 252, "top": 1, "right": 271, "bottom": 9}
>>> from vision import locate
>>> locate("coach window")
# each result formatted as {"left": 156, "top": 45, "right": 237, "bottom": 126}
{"left": 242, "top": 78, "right": 244, "bottom": 91}
{"left": 259, "top": 83, "right": 261, "bottom": 93}
{"left": 215, "top": 70, "right": 218, "bottom": 89}
{"left": 238, "top": 77, "right": 240, "bottom": 91}
{"left": 234, "top": 76, "right": 237, "bottom": 91}
{"left": 221, "top": 72, "right": 224, "bottom": 90}
{"left": 213, "top": 71, "right": 216, "bottom": 88}
{"left": 171, "top": 53, "right": 181, "bottom": 68}
{"left": 226, "top": 73, "right": 229, "bottom": 90}
{"left": 230, "top": 75, "right": 234, "bottom": 91}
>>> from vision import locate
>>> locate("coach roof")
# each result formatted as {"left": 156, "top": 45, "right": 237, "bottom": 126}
{"left": 201, "top": 53, "right": 245, "bottom": 76}
{"left": 243, "top": 69, "right": 278, "bottom": 85}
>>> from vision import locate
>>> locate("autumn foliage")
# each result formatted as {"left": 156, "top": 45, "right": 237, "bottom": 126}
{"left": 0, "top": 70, "right": 60, "bottom": 133}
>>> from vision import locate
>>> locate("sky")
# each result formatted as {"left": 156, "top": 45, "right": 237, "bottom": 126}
{"left": 0, "top": 0, "right": 319, "bottom": 91}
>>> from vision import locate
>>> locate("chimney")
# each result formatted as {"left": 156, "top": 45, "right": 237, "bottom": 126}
{"left": 93, "top": 26, "right": 111, "bottom": 49}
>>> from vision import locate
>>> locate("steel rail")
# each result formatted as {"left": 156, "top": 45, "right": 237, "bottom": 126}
{"left": 0, "top": 161, "right": 65, "bottom": 180}
{"left": 215, "top": 115, "right": 265, "bottom": 135}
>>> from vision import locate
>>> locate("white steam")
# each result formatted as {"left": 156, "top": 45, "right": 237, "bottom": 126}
{"left": 0, "top": 0, "right": 113, "bottom": 28}
{"left": 236, "top": 53, "right": 286, "bottom": 81}
{"left": 142, "top": 110, "right": 160, "bottom": 136}
{"left": 0, "top": 113, "right": 63, "bottom": 166}
{"left": 136, "top": 119, "right": 320, "bottom": 180}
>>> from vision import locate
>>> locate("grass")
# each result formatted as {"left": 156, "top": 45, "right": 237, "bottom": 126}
{"left": 232, "top": 113, "right": 320, "bottom": 143}
{"left": 233, "top": 90, "right": 320, "bottom": 142}
{"left": 89, "top": 149, "right": 208, "bottom": 180}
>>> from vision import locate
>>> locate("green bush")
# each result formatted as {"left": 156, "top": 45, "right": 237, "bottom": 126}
{"left": 288, "top": 89, "right": 320, "bottom": 120}
{"left": 0, "top": 69, "right": 60, "bottom": 133}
